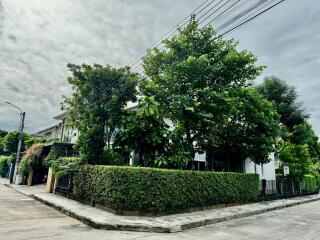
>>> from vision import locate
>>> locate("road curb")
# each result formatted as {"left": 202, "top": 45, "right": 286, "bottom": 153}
{"left": 179, "top": 196, "right": 320, "bottom": 231}
{"left": 3, "top": 182, "right": 320, "bottom": 233}
{"left": 31, "top": 192, "right": 320, "bottom": 233}
{"left": 31, "top": 194, "right": 179, "bottom": 233}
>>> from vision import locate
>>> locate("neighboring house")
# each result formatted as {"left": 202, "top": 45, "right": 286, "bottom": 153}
{"left": 35, "top": 108, "right": 276, "bottom": 181}
{"left": 244, "top": 154, "right": 276, "bottom": 181}
{"left": 35, "top": 123, "right": 63, "bottom": 142}
{"left": 35, "top": 111, "right": 78, "bottom": 144}
{"left": 53, "top": 111, "right": 78, "bottom": 144}
{"left": 191, "top": 152, "right": 276, "bottom": 181}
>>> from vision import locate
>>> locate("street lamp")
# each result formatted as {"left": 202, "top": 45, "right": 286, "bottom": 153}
{"left": 6, "top": 101, "right": 25, "bottom": 184}
{"left": 6, "top": 101, "right": 22, "bottom": 113}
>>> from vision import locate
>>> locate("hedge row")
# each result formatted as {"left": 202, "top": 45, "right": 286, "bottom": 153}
{"left": 0, "top": 155, "right": 14, "bottom": 178}
{"left": 73, "top": 166, "right": 259, "bottom": 214}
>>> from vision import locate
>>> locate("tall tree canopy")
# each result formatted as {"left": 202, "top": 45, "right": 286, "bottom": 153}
{"left": 279, "top": 143, "right": 312, "bottom": 180}
{"left": 0, "top": 129, "right": 7, "bottom": 139}
{"left": 141, "top": 18, "right": 280, "bottom": 168}
{"left": 115, "top": 96, "right": 169, "bottom": 167}
{"left": 2, "top": 131, "right": 30, "bottom": 154}
{"left": 291, "top": 122, "right": 320, "bottom": 161}
{"left": 256, "top": 76, "right": 308, "bottom": 131}
{"left": 64, "top": 64, "right": 138, "bottom": 164}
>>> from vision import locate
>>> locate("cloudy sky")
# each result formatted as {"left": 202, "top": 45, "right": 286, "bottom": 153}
{"left": 0, "top": 0, "right": 319, "bottom": 134}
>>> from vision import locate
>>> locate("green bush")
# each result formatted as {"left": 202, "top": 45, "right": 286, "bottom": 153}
{"left": 43, "top": 145, "right": 67, "bottom": 168}
{"left": 0, "top": 155, "right": 14, "bottom": 177}
{"left": 18, "top": 144, "right": 43, "bottom": 176}
{"left": 51, "top": 157, "right": 82, "bottom": 179}
{"left": 301, "top": 174, "right": 318, "bottom": 192}
{"left": 101, "top": 149, "right": 127, "bottom": 166}
{"left": 73, "top": 166, "right": 259, "bottom": 214}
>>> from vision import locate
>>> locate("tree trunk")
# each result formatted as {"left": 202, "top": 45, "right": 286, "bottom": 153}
{"left": 185, "top": 120, "right": 195, "bottom": 170}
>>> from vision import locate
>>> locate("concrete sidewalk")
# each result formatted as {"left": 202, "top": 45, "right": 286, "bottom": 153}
{"left": 2, "top": 178, "right": 320, "bottom": 233}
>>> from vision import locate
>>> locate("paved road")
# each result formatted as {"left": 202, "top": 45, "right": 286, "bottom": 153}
{"left": 1, "top": 184, "right": 320, "bottom": 240}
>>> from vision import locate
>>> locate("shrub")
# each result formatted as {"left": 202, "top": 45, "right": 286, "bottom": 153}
{"left": 51, "top": 157, "right": 82, "bottom": 179}
{"left": 301, "top": 174, "right": 318, "bottom": 192}
{"left": 43, "top": 144, "right": 80, "bottom": 179}
{"left": 73, "top": 166, "right": 259, "bottom": 214}
{"left": 43, "top": 145, "right": 66, "bottom": 168}
{"left": 0, "top": 155, "right": 14, "bottom": 177}
{"left": 18, "top": 144, "right": 43, "bottom": 176}
{"left": 101, "top": 149, "right": 127, "bottom": 166}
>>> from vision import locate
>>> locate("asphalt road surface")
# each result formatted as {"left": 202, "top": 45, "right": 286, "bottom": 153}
{"left": 0, "top": 183, "right": 319, "bottom": 240}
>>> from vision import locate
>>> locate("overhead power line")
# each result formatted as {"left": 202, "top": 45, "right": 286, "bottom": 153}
{"left": 220, "top": 0, "right": 285, "bottom": 36}
{"left": 15, "top": 0, "right": 286, "bottom": 131}
{"left": 83, "top": 0, "right": 286, "bottom": 108}
{"left": 17, "top": 0, "right": 219, "bottom": 128}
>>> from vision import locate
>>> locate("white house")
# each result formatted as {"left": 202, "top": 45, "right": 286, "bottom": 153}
{"left": 35, "top": 123, "right": 63, "bottom": 142}
{"left": 53, "top": 111, "right": 78, "bottom": 144}
{"left": 35, "top": 111, "right": 78, "bottom": 144}
{"left": 35, "top": 109, "right": 277, "bottom": 181}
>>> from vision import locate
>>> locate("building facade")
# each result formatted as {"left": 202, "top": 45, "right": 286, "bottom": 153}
{"left": 35, "top": 110, "right": 277, "bottom": 181}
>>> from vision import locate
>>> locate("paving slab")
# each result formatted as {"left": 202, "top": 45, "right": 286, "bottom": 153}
{"left": 2, "top": 178, "right": 320, "bottom": 233}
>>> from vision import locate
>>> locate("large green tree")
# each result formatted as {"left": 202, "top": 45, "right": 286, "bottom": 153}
{"left": 115, "top": 97, "right": 169, "bottom": 167}
{"left": 2, "top": 131, "right": 30, "bottom": 154}
{"left": 64, "top": 64, "right": 138, "bottom": 164}
{"left": 0, "top": 139, "right": 5, "bottom": 155}
{"left": 207, "top": 87, "right": 280, "bottom": 167}
{"left": 0, "top": 129, "right": 7, "bottom": 138}
{"left": 291, "top": 122, "right": 320, "bottom": 161}
{"left": 256, "top": 77, "right": 320, "bottom": 166}
{"left": 256, "top": 76, "right": 308, "bottom": 131}
{"left": 141, "top": 18, "right": 280, "bottom": 167}
{"left": 279, "top": 143, "right": 312, "bottom": 179}
{"left": 0, "top": 129, "right": 7, "bottom": 155}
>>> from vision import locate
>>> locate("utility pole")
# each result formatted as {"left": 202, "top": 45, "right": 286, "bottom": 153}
{"left": 6, "top": 102, "right": 25, "bottom": 184}
{"left": 12, "top": 112, "right": 25, "bottom": 184}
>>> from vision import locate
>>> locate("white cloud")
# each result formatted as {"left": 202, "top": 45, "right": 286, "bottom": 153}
{"left": 0, "top": 0, "right": 319, "bottom": 135}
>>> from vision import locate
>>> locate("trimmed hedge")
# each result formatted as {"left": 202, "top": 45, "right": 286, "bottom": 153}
{"left": 73, "top": 166, "right": 259, "bottom": 214}
{"left": 0, "top": 155, "right": 14, "bottom": 178}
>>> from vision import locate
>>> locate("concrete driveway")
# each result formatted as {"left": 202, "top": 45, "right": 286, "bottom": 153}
{"left": 0, "top": 183, "right": 320, "bottom": 240}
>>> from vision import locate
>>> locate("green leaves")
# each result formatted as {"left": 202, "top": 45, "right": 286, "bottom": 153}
{"left": 64, "top": 64, "right": 139, "bottom": 164}
{"left": 139, "top": 18, "right": 277, "bottom": 167}
{"left": 73, "top": 165, "right": 259, "bottom": 214}
{"left": 2, "top": 131, "right": 31, "bottom": 154}
{"left": 18, "top": 144, "right": 43, "bottom": 176}
{"left": 51, "top": 157, "right": 82, "bottom": 179}
{"left": 279, "top": 143, "right": 312, "bottom": 179}
{"left": 0, "top": 155, "right": 13, "bottom": 177}
{"left": 114, "top": 97, "right": 169, "bottom": 167}
{"left": 256, "top": 76, "right": 308, "bottom": 131}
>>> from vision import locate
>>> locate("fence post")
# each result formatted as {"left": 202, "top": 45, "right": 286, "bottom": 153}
{"left": 299, "top": 182, "right": 302, "bottom": 195}
{"left": 262, "top": 179, "right": 267, "bottom": 197}
{"left": 292, "top": 179, "right": 295, "bottom": 195}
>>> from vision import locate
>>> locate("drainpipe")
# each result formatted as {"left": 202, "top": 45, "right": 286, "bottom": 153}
{"left": 60, "top": 119, "right": 65, "bottom": 142}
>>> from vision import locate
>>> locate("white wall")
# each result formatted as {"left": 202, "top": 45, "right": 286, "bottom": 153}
{"left": 38, "top": 125, "right": 62, "bottom": 142}
{"left": 62, "top": 125, "right": 78, "bottom": 144}
{"left": 244, "top": 153, "right": 276, "bottom": 181}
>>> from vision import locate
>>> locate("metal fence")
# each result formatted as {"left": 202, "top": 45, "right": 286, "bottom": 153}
{"left": 259, "top": 178, "right": 319, "bottom": 200}
{"left": 54, "top": 174, "right": 73, "bottom": 196}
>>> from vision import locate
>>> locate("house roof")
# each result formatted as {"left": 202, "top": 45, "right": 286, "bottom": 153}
{"left": 53, "top": 102, "right": 138, "bottom": 121}
{"left": 53, "top": 111, "right": 69, "bottom": 120}
{"left": 35, "top": 123, "right": 61, "bottom": 135}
